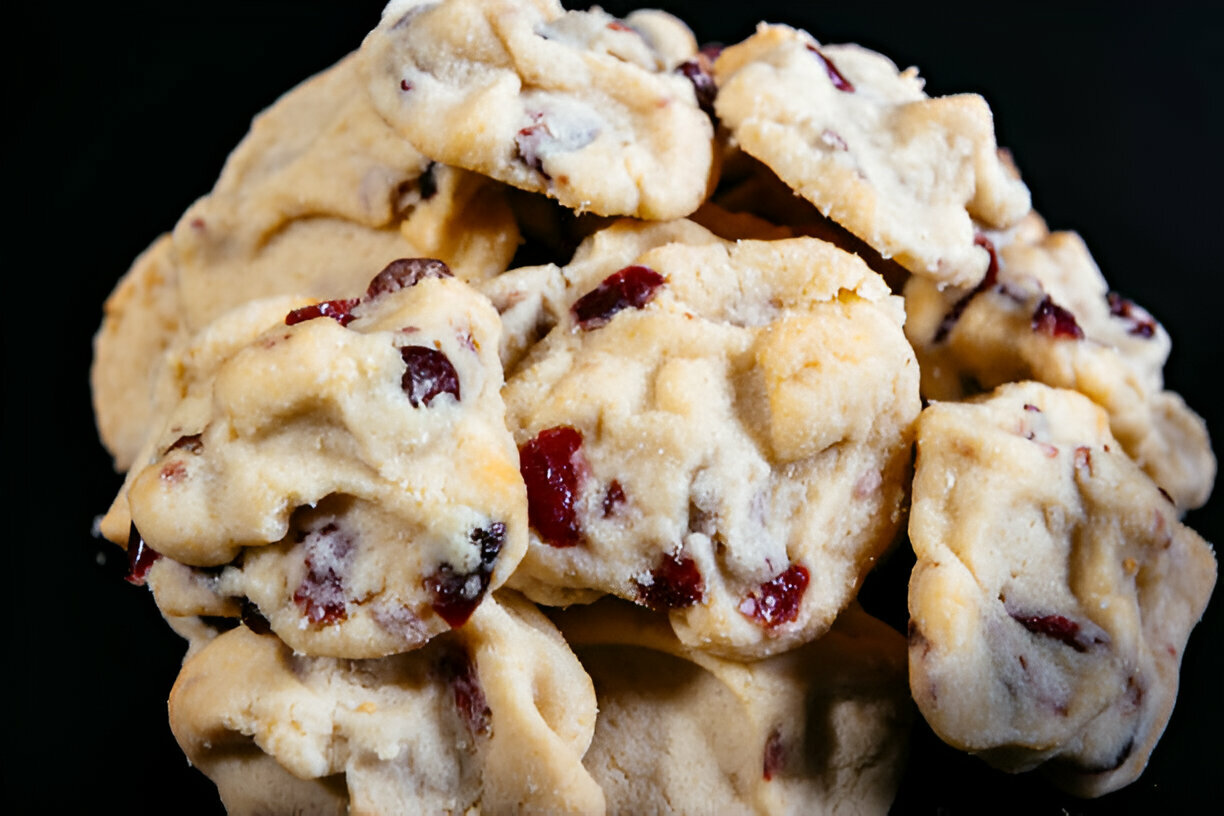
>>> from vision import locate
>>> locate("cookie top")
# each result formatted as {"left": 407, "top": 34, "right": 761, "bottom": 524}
{"left": 904, "top": 225, "right": 1216, "bottom": 510}
{"left": 503, "top": 220, "right": 920, "bottom": 658}
{"left": 108, "top": 263, "right": 527, "bottom": 658}
{"left": 361, "top": 0, "right": 715, "bottom": 219}
{"left": 169, "top": 592, "right": 604, "bottom": 814}
{"left": 907, "top": 381, "right": 1216, "bottom": 796}
{"left": 555, "top": 599, "right": 910, "bottom": 815}
{"left": 714, "top": 23, "right": 1031, "bottom": 287}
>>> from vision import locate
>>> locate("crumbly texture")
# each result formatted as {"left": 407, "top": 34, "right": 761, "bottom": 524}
{"left": 169, "top": 592, "right": 604, "bottom": 815}
{"left": 106, "top": 271, "right": 526, "bottom": 658}
{"left": 361, "top": 0, "right": 714, "bottom": 219}
{"left": 903, "top": 224, "right": 1215, "bottom": 510}
{"left": 908, "top": 382, "right": 1216, "bottom": 796}
{"left": 554, "top": 600, "right": 911, "bottom": 816}
{"left": 714, "top": 24, "right": 1031, "bottom": 287}
{"left": 503, "top": 221, "right": 920, "bottom": 659}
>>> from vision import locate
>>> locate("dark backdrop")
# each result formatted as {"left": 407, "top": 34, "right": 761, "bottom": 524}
{"left": 10, "top": 1, "right": 1222, "bottom": 812}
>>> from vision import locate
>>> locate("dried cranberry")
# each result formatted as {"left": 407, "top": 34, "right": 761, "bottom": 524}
{"left": 400, "top": 78, "right": 413, "bottom": 92}
{"left": 1011, "top": 612, "right": 1091, "bottom": 653}
{"left": 124, "top": 522, "right": 161, "bottom": 586}
{"left": 635, "top": 551, "right": 704, "bottom": 610}
{"left": 677, "top": 55, "right": 717, "bottom": 118}
{"left": 602, "top": 480, "right": 626, "bottom": 517}
{"left": 572, "top": 266, "right": 666, "bottom": 329}
{"left": 739, "top": 564, "right": 809, "bottom": 628}
{"left": 1031, "top": 296, "right": 1084, "bottom": 339}
{"left": 285, "top": 298, "right": 359, "bottom": 327}
{"left": 515, "top": 117, "right": 552, "bottom": 179}
{"left": 438, "top": 647, "right": 492, "bottom": 737}
{"left": 1107, "top": 292, "right": 1157, "bottom": 338}
{"left": 519, "top": 426, "right": 587, "bottom": 547}
{"left": 424, "top": 523, "right": 506, "bottom": 628}
{"left": 366, "top": 258, "right": 452, "bottom": 299}
{"left": 606, "top": 20, "right": 633, "bottom": 32}
{"left": 805, "top": 45, "right": 855, "bottom": 92}
{"left": 400, "top": 346, "right": 460, "bottom": 407}
{"left": 933, "top": 234, "right": 1000, "bottom": 343}
{"left": 292, "top": 521, "right": 352, "bottom": 626}
{"left": 240, "top": 599, "right": 272, "bottom": 635}
{"left": 763, "top": 729, "right": 785, "bottom": 781}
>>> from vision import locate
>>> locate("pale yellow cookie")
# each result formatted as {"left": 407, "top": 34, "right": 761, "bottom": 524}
{"left": 908, "top": 382, "right": 1216, "bottom": 797}
{"left": 714, "top": 23, "right": 1031, "bottom": 287}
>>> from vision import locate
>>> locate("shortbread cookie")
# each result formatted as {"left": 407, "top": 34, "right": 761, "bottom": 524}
{"left": 91, "top": 235, "right": 183, "bottom": 471}
{"left": 714, "top": 24, "right": 1031, "bottom": 287}
{"left": 504, "top": 221, "right": 920, "bottom": 658}
{"left": 169, "top": 593, "right": 604, "bottom": 814}
{"left": 105, "top": 262, "right": 526, "bottom": 658}
{"left": 361, "top": 0, "right": 714, "bottom": 219}
{"left": 904, "top": 227, "right": 1215, "bottom": 509}
{"left": 554, "top": 599, "right": 911, "bottom": 815}
{"left": 908, "top": 382, "right": 1216, "bottom": 797}
{"left": 174, "top": 52, "right": 519, "bottom": 333}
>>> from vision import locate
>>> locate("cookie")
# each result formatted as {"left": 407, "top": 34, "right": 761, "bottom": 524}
{"left": 169, "top": 592, "right": 604, "bottom": 814}
{"left": 90, "top": 234, "right": 183, "bottom": 471}
{"left": 903, "top": 226, "right": 1215, "bottom": 509}
{"left": 361, "top": 0, "right": 715, "bottom": 219}
{"left": 714, "top": 23, "right": 1031, "bottom": 287}
{"left": 106, "top": 262, "right": 527, "bottom": 658}
{"left": 554, "top": 599, "right": 911, "bottom": 815}
{"left": 503, "top": 220, "right": 920, "bottom": 658}
{"left": 907, "top": 381, "right": 1216, "bottom": 797}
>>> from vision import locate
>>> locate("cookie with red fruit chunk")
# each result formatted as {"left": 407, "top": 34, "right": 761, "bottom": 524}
{"left": 553, "top": 599, "right": 911, "bottom": 815}
{"left": 903, "top": 221, "right": 1215, "bottom": 510}
{"left": 169, "top": 592, "right": 604, "bottom": 815}
{"left": 503, "top": 220, "right": 921, "bottom": 659}
{"left": 173, "top": 52, "right": 520, "bottom": 336}
{"left": 713, "top": 23, "right": 1031, "bottom": 288}
{"left": 101, "top": 260, "right": 527, "bottom": 658}
{"left": 907, "top": 381, "right": 1217, "bottom": 797}
{"left": 360, "top": 0, "right": 715, "bottom": 220}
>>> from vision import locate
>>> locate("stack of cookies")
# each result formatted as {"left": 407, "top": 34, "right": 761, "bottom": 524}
{"left": 90, "top": 1, "right": 1216, "bottom": 811}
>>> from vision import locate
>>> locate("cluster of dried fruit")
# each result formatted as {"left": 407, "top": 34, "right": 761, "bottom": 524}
{"left": 90, "top": 1, "right": 1215, "bottom": 812}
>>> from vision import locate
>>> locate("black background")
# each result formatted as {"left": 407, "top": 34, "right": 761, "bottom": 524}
{"left": 10, "top": 1, "right": 1222, "bottom": 812}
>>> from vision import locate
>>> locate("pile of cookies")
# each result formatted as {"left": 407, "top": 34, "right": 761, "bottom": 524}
{"left": 90, "top": 0, "right": 1216, "bottom": 811}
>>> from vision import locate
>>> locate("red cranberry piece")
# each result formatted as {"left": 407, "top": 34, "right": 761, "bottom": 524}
{"left": 515, "top": 116, "right": 552, "bottom": 179}
{"left": 602, "top": 480, "right": 626, "bottom": 517}
{"left": 366, "top": 258, "right": 452, "bottom": 299}
{"left": 934, "top": 234, "right": 1000, "bottom": 343}
{"left": 739, "top": 564, "right": 809, "bottom": 628}
{"left": 1031, "top": 296, "right": 1084, "bottom": 339}
{"left": 424, "top": 523, "right": 506, "bottom": 628}
{"left": 439, "top": 647, "right": 491, "bottom": 737}
{"left": 292, "top": 521, "right": 353, "bottom": 626}
{"left": 400, "top": 78, "right": 413, "bottom": 92}
{"left": 240, "top": 599, "right": 272, "bottom": 635}
{"left": 124, "top": 522, "right": 161, "bottom": 586}
{"left": 636, "top": 551, "right": 704, "bottom": 610}
{"left": 763, "top": 729, "right": 786, "bottom": 781}
{"left": 677, "top": 54, "right": 717, "bottom": 117}
{"left": 1107, "top": 292, "right": 1157, "bottom": 338}
{"left": 519, "top": 426, "right": 587, "bottom": 547}
{"left": 1011, "top": 612, "right": 1093, "bottom": 653}
{"left": 400, "top": 345, "right": 460, "bottom": 407}
{"left": 572, "top": 265, "right": 666, "bottom": 330}
{"left": 805, "top": 45, "right": 855, "bottom": 92}
{"left": 606, "top": 20, "right": 634, "bottom": 32}
{"left": 285, "top": 298, "right": 359, "bottom": 327}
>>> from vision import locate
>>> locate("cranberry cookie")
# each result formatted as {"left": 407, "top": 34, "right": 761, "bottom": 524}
{"left": 908, "top": 381, "right": 1216, "bottom": 796}
{"left": 904, "top": 225, "right": 1215, "bottom": 509}
{"left": 504, "top": 221, "right": 920, "bottom": 658}
{"left": 714, "top": 24, "right": 1031, "bottom": 288}
{"left": 169, "top": 592, "right": 604, "bottom": 814}
{"left": 361, "top": 0, "right": 715, "bottom": 219}
{"left": 105, "top": 262, "right": 526, "bottom": 658}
